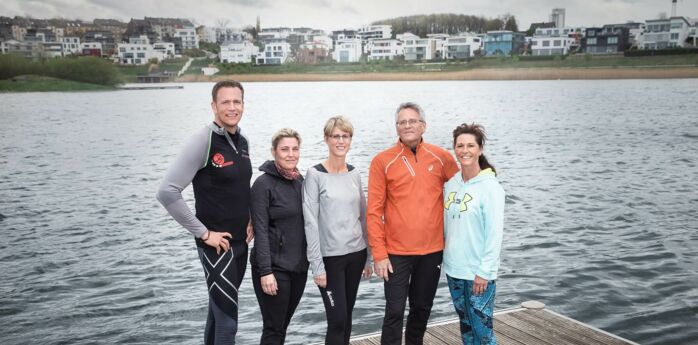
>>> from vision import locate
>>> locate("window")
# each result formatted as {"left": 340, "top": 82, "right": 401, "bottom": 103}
{"left": 587, "top": 38, "right": 597, "bottom": 45}
{"left": 588, "top": 30, "right": 596, "bottom": 37}
{"left": 542, "top": 40, "right": 550, "bottom": 47}
{"left": 608, "top": 37, "right": 618, "bottom": 44}
{"left": 532, "top": 41, "right": 538, "bottom": 46}
{"left": 670, "top": 33, "right": 679, "bottom": 40}
{"left": 553, "top": 40, "right": 561, "bottom": 46}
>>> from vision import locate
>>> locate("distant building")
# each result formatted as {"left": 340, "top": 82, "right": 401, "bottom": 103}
{"left": 175, "top": 28, "right": 199, "bottom": 50}
{"left": 81, "top": 42, "right": 103, "bottom": 56}
{"left": 117, "top": 36, "right": 165, "bottom": 64}
{"left": 402, "top": 33, "right": 437, "bottom": 61}
{"left": 357, "top": 24, "right": 391, "bottom": 43}
{"left": 582, "top": 27, "right": 628, "bottom": 54}
{"left": 3, "top": 39, "right": 36, "bottom": 58}
{"left": 220, "top": 40, "right": 259, "bottom": 64}
{"left": 296, "top": 37, "right": 332, "bottom": 64}
{"left": 84, "top": 30, "right": 116, "bottom": 56}
{"left": 366, "top": 38, "right": 403, "bottom": 61}
{"left": 530, "top": 27, "right": 583, "bottom": 55}
{"left": 641, "top": 16, "right": 691, "bottom": 49}
{"left": 153, "top": 42, "right": 176, "bottom": 59}
{"left": 60, "top": 36, "right": 80, "bottom": 55}
{"left": 550, "top": 8, "right": 566, "bottom": 28}
{"left": 484, "top": 31, "right": 525, "bottom": 55}
{"left": 443, "top": 35, "right": 482, "bottom": 59}
{"left": 41, "top": 42, "right": 63, "bottom": 58}
{"left": 603, "top": 23, "right": 642, "bottom": 49}
{"left": 257, "top": 40, "right": 290, "bottom": 64}
{"left": 332, "top": 36, "right": 362, "bottom": 63}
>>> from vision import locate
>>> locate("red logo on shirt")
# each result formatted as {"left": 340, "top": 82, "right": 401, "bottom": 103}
{"left": 212, "top": 153, "right": 233, "bottom": 168}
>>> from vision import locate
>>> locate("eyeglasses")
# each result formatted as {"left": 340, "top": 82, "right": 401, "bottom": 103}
{"left": 329, "top": 134, "right": 352, "bottom": 141}
{"left": 396, "top": 119, "right": 424, "bottom": 127}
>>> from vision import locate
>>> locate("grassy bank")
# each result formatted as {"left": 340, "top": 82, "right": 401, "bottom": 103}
{"left": 203, "top": 53, "right": 698, "bottom": 77}
{"left": 0, "top": 75, "right": 117, "bottom": 92}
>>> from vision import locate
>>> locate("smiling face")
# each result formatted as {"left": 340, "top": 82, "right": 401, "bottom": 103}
{"left": 325, "top": 127, "right": 352, "bottom": 158}
{"left": 396, "top": 107, "right": 425, "bottom": 148}
{"left": 454, "top": 133, "right": 482, "bottom": 169}
{"left": 211, "top": 86, "right": 244, "bottom": 132}
{"left": 272, "top": 137, "right": 300, "bottom": 171}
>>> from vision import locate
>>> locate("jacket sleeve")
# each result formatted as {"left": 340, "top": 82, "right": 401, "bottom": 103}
{"left": 155, "top": 127, "right": 209, "bottom": 238}
{"left": 303, "top": 169, "right": 325, "bottom": 276}
{"left": 250, "top": 176, "right": 274, "bottom": 276}
{"left": 367, "top": 156, "right": 389, "bottom": 261}
{"left": 475, "top": 182, "right": 505, "bottom": 281}
{"left": 358, "top": 173, "right": 372, "bottom": 266}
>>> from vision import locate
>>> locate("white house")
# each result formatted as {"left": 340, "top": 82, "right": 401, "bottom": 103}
{"left": 153, "top": 42, "right": 176, "bottom": 59}
{"left": 427, "top": 33, "right": 450, "bottom": 59}
{"left": 357, "top": 24, "right": 391, "bottom": 43}
{"left": 117, "top": 41, "right": 165, "bottom": 65}
{"left": 41, "top": 42, "right": 64, "bottom": 58}
{"left": 402, "top": 33, "right": 436, "bottom": 61}
{"left": 256, "top": 40, "right": 291, "bottom": 64}
{"left": 60, "top": 37, "right": 81, "bottom": 56}
{"left": 220, "top": 40, "right": 259, "bottom": 64}
{"left": 642, "top": 16, "right": 691, "bottom": 49}
{"left": 366, "top": 38, "right": 403, "bottom": 60}
{"left": 175, "top": 28, "right": 199, "bottom": 50}
{"left": 530, "top": 27, "right": 579, "bottom": 55}
{"left": 332, "top": 37, "right": 363, "bottom": 63}
{"left": 443, "top": 35, "right": 482, "bottom": 59}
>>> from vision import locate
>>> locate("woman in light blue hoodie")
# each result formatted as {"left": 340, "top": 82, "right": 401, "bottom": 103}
{"left": 443, "top": 123, "right": 505, "bottom": 345}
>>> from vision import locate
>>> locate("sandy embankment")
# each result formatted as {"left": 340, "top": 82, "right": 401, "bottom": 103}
{"left": 177, "top": 67, "right": 698, "bottom": 82}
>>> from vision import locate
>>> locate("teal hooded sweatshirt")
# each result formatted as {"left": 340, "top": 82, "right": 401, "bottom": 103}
{"left": 443, "top": 168, "right": 505, "bottom": 281}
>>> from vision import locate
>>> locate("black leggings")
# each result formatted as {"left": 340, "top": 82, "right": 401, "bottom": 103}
{"left": 381, "top": 251, "right": 443, "bottom": 345}
{"left": 319, "top": 248, "right": 367, "bottom": 345}
{"left": 251, "top": 267, "right": 307, "bottom": 345}
{"left": 197, "top": 242, "right": 248, "bottom": 345}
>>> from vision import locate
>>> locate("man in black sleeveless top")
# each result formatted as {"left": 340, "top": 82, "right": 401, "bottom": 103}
{"left": 156, "top": 81, "right": 254, "bottom": 345}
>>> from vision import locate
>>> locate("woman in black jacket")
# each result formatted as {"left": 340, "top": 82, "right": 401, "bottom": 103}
{"left": 250, "top": 128, "right": 309, "bottom": 345}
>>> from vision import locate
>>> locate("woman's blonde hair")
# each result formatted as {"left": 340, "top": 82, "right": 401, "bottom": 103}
{"left": 271, "top": 128, "right": 302, "bottom": 149}
{"left": 323, "top": 116, "right": 354, "bottom": 137}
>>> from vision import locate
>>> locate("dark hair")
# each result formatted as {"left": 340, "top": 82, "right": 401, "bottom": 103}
{"left": 211, "top": 80, "right": 244, "bottom": 102}
{"left": 452, "top": 123, "right": 497, "bottom": 174}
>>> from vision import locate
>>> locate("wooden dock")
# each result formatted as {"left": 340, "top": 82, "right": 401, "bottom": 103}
{"left": 348, "top": 301, "right": 639, "bottom": 345}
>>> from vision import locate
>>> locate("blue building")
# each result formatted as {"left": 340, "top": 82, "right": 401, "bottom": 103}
{"left": 484, "top": 30, "right": 525, "bottom": 56}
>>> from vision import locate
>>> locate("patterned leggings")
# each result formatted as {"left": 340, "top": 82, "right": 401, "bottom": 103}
{"left": 446, "top": 275, "right": 496, "bottom": 345}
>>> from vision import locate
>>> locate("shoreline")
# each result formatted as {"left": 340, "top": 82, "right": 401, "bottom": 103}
{"left": 177, "top": 66, "right": 698, "bottom": 82}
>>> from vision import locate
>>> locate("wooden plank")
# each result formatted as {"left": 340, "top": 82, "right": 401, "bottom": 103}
{"left": 497, "top": 331, "right": 528, "bottom": 345}
{"left": 425, "top": 321, "right": 462, "bottom": 344}
{"left": 502, "top": 310, "right": 606, "bottom": 345}
{"left": 533, "top": 310, "right": 635, "bottom": 345}
{"left": 497, "top": 311, "right": 585, "bottom": 345}
{"left": 494, "top": 318, "right": 554, "bottom": 345}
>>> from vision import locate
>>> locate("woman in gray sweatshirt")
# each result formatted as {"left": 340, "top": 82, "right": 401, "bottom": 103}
{"left": 303, "top": 116, "right": 372, "bottom": 345}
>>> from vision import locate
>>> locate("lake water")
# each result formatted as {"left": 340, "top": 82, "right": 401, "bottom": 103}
{"left": 1, "top": 80, "right": 697, "bottom": 344}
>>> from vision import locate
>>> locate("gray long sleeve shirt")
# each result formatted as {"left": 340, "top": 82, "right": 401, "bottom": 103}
{"left": 302, "top": 164, "right": 370, "bottom": 276}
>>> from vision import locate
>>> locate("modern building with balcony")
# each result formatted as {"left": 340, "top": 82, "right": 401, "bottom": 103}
{"left": 443, "top": 35, "right": 482, "bottom": 59}
{"left": 220, "top": 40, "right": 259, "bottom": 64}
{"left": 256, "top": 40, "right": 290, "bottom": 64}
{"left": 402, "top": 33, "right": 436, "bottom": 61}
{"left": 582, "top": 26, "right": 629, "bottom": 54}
{"left": 641, "top": 17, "right": 691, "bottom": 49}
{"left": 484, "top": 30, "right": 525, "bottom": 55}
{"left": 366, "top": 38, "right": 403, "bottom": 61}
{"left": 332, "top": 37, "right": 362, "bottom": 63}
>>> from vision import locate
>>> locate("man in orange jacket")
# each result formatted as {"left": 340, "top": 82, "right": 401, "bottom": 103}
{"left": 368, "top": 102, "right": 459, "bottom": 345}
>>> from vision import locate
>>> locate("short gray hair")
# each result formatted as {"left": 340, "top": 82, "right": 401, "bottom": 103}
{"left": 394, "top": 102, "right": 426, "bottom": 123}
{"left": 271, "top": 128, "right": 302, "bottom": 149}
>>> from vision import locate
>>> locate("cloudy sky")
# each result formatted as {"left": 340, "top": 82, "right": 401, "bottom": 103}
{"left": 1, "top": 0, "right": 696, "bottom": 31}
